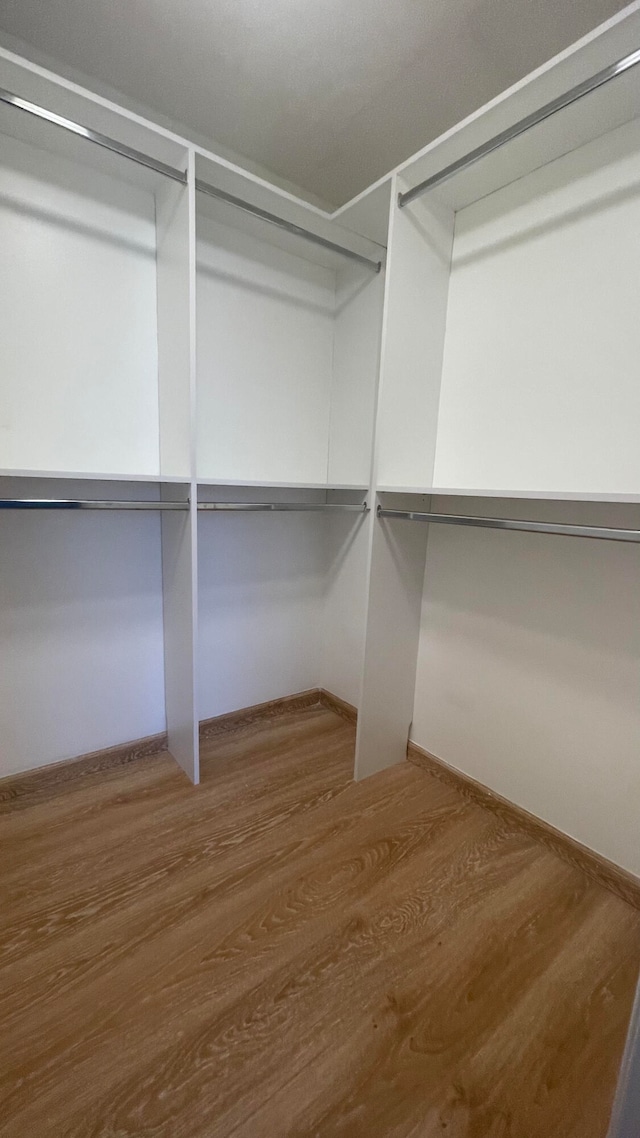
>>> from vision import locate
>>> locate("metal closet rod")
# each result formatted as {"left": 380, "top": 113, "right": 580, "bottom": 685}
{"left": 0, "top": 87, "right": 187, "bottom": 184}
{"left": 0, "top": 499, "right": 188, "bottom": 510}
{"left": 376, "top": 507, "right": 640, "bottom": 544}
{"left": 198, "top": 502, "right": 369, "bottom": 513}
{"left": 398, "top": 45, "right": 640, "bottom": 208}
{"left": 195, "top": 178, "right": 383, "bottom": 273}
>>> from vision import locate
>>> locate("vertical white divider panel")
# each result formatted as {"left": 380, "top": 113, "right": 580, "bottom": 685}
{"left": 355, "top": 174, "right": 454, "bottom": 778}
{"left": 608, "top": 976, "right": 640, "bottom": 1137}
{"left": 375, "top": 177, "right": 454, "bottom": 491}
{"left": 354, "top": 499, "right": 429, "bottom": 779}
{"left": 320, "top": 182, "right": 390, "bottom": 713}
{"left": 157, "top": 152, "right": 199, "bottom": 783}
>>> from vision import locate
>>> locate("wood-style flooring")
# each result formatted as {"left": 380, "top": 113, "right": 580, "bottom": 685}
{"left": 1, "top": 704, "right": 639, "bottom": 1137}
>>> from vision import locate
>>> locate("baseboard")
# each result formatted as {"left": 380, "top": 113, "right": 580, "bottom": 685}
{"left": 199, "top": 688, "right": 323, "bottom": 738}
{"left": 318, "top": 689, "right": 358, "bottom": 723}
{"left": 0, "top": 690, "right": 356, "bottom": 810}
{"left": 407, "top": 741, "right": 640, "bottom": 910}
{"left": 0, "top": 731, "right": 168, "bottom": 814}
{"left": 200, "top": 687, "right": 358, "bottom": 738}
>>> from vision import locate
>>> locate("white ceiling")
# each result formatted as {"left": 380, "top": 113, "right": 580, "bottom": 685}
{"left": 0, "top": 0, "right": 630, "bottom": 206}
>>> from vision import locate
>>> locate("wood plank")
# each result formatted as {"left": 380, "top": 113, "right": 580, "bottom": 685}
{"left": 0, "top": 706, "right": 638, "bottom": 1137}
{"left": 319, "top": 687, "right": 358, "bottom": 722}
{"left": 199, "top": 688, "right": 322, "bottom": 737}
{"left": 0, "top": 731, "right": 168, "bottom": 814}
{"left": 408, "top": 740, "right": 640, "bottom": 909}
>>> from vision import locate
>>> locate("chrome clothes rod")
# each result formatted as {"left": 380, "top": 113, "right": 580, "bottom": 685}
{"left": 0, "top": 499, "right": 188, "bottom": 510}
{"left": 0, "top": 88, "right": 187, "bottom": 184}
{"left": 376, "top": 507, "right": 640, "bottom": 543}
{"left": 398, "top": 46, "right": 640, "bottom": 208}
{"left": 195, "top": 178, "right": 382, "bottom": 273}
{"left": 198, "top": 502, "right": 369, "bottom": 513}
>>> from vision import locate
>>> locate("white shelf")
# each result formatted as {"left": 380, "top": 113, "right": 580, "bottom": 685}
{"left": 197, "top": 478, "right": 368, "bottom": 490}
{"left": 376, "top": 486, "right": 640, "bottom": 503}
{"left": 0, "top": 469, "right": 191, "bottom": 483}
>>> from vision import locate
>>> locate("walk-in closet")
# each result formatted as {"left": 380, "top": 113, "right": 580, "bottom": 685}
{"left": 1, "top": 3, "right": 640, "bottom": 1134}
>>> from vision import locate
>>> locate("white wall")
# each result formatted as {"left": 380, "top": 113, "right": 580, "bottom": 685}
{"left": 0, "top": 494, "right": 166, "bottom": 776}
{"left": 328, "top": 264, "right": 384, "bottom": 487}
{"left": 320, "top": 513, "right": 371, "bottom": 708}
{"left": 197, "top": 512, "right": 325, "bottom": 718}
{"left": 197, "top": 507, "right": 372, "bottom": 720}
{"left": 434, "top": 116, "right": 640, "bottom": 495}
{"left": 411, "top": 497, "right": 640, "bottom": 876}
{"left": 0, "top": 134, "right": 160, "bottom": 477}
{"left": 196, "top": 216, "right": 335, "bottom": 485}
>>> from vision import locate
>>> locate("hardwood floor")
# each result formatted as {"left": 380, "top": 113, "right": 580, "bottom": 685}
{"left": 1, "top": 704, "right": 638, "bottom": 1137}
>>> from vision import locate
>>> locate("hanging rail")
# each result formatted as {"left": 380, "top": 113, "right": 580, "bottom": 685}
{"left": 0, "top": 499, "right": 188, "bottom": 510}
{"left": 398, "top": 46, "right": 640, "bottom": 208}
{"left": 195, "top": 179, "right": 382, "bottom": 273}
{"left": 0, "top": 87, "right": 188, "bottom": 184}
{"left": 198, "top": 502, "right": 369, "bottom": 513}
{"left": 376, "top": 506, "right": 640, "bottom": 544}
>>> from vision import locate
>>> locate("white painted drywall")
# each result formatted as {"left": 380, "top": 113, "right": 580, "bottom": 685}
{"left": 198, "top": 508, "right": 372, "bottom": 720}
{"left": 320, "top": 513, "right": 371, "bottom": 708}
{"left": 196, "top": 216, "right": 335, "bottom": 485}
{"left": 197, "top": 512, "right": 325, "bottom": 719}
{"left": 411, "top": 497, "right": 640, "bottom": 876}
{"left": 0, "top": 490, "right": 166, "bottom": 776}
{"left": 0, "top": 134, "right": 160, "bottom": 477}
{"left": 355, "top": 506, "right": 429, "bottom": 779}
{"left": 434, "top": 116, "right": 640, "bottom": 495}
{"left": 328, "top": 263, "right": 384, "bottom": 488}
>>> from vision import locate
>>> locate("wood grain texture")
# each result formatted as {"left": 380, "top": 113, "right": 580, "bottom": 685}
{"left": 0, "top": 731, "right": 167, "bottom": 814}
{"left": 0, "top": 705, "right": 638, "bottom": 1137}
{"left": 199, "top": 688, "right": 321, "bottom": 737}
{"left": 408, "top": 740, "right": 640, "bottom": 911}
{"left": 319, "top": 687, "right": 358, "bottom": 723}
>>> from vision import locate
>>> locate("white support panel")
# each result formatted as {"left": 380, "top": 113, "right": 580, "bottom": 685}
{"left": 375, "top": 175, "right": 454, "bottom": 491}
{"left": 156, "top": 155, "right": 193, "bottom": 480}
{"left": 158, "top": 153, "right": 199, "bottom": 782}
{"left": 161, "top": 483, "right": 199, "bottom": 783}
{"left": 354, "top": 496, "right": 430, "bottom": 779}
{"left": 433, "top": 115, "right": 640, "bottom": 496}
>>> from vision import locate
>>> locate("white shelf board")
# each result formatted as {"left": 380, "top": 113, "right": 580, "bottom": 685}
{"left": 396, "top": 7, "right": 640, "bottom": 214}
{"left": 197, "top": 478, "right": 368, "bottom": 490}
{"left": 0, "top": 469, "right": 190, "bottom": 483}
{"left": 376, "top": 486, "right": 640, "bottom": 503}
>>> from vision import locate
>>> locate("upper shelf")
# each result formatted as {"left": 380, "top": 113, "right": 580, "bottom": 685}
{"left": 376, "top": 486, "right": 640, "bottom": 504}
{"left": 197, "top": 478, "right": 369, "bottom": 490}
{"left": 398, "top": 13, "right": 640, "bottom": 214}
{"left": 195, "top": 152, "right": 385, "bottom": 274}
{"left": 0, "top": 49, "right": 188, "bottom": 190}
{"left": 0, "top": 469, "right": 191, "bottom": 484}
